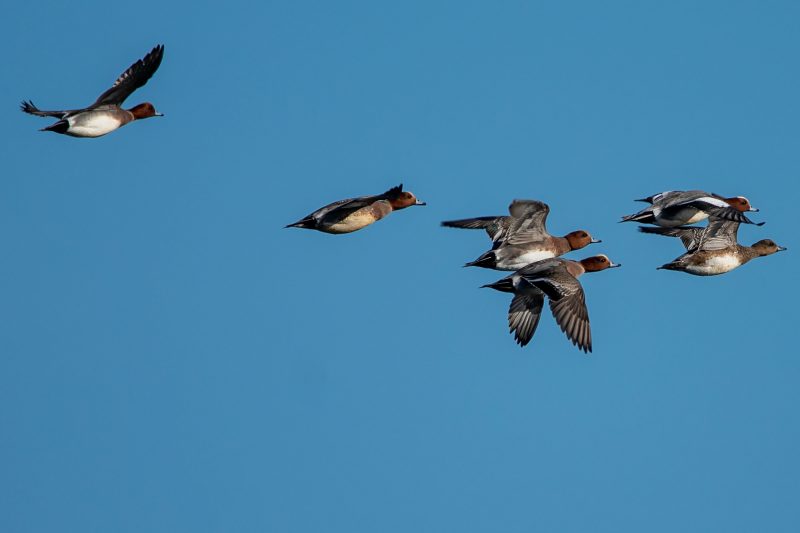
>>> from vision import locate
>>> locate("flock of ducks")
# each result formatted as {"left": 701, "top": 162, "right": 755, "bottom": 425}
{"left": 19, "top": 45, "right": 788, "bottom": 354}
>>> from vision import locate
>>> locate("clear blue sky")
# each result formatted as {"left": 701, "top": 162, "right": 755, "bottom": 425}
{"left": 1, "top": 1, "right": 798, "bottom": 531}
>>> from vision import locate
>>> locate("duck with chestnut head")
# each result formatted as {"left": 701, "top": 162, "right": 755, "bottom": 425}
{"left": 482, "top": 254, "right": 621, "bottom": 353}
{"left": 286, "top": 184, "right": 425, "bottom": 234}
{"left": 621, "top": 190, "right": 761, "bottom": 227}
{"left": 21, "top": 44, "right": 165, "bottom": 138}
{"left": 442, "top": 199, "right": 600, "bottom": 271}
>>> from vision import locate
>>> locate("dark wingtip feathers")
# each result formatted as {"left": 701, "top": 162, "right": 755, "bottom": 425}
{"left": 20, "top": 100, "right": 37, "bottom": 114}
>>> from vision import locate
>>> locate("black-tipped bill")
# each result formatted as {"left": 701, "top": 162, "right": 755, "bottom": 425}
{"left": 749, "top": 207, "right": 759, "bottom": 212}
{"left": 777, "top": 246, "right": 787, "bottom": 252}
{"left": 590, "top": 238, "right": 602, "bottom": 244}
{"left": 415, "top": 200, "right": 426, "bottom": 206}
{"left": 609, "top": 262, "right": 622, "bottom": 268}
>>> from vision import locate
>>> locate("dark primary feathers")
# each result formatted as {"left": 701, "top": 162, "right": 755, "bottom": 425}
{"left": 489, "top": 258, "right": 593, "bottom": 353}
{"left": 508, "top": 290, "right": 544, "bottom": 347}
{"left": 440, "top": 199, "right": 550, "bottom": 245}
{"left": 92, "top": 44, "right": 165, "bottom": 106}
{"left": 638, "top": 225, "right": 706, "bottom": 251}
{"left": 640, "top": 218, "right": 741, "bottom": 252}
{"left": 520, "top": 263, "right": 591, "bottom": 353}
{"left": 20, "top": 100, "right": 67, "bottom": 118}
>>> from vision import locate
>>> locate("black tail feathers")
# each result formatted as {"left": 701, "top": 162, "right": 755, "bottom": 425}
{"left": 620, "top": 211, "right": 655, "bottom": 224}
{"left": 464, "top": 251, "right": 496, "bottom": 269}
{"left": 285, "top": 218, "right": 317, "bottom": 229}
{"left": 41, "top": 120, "right": 70, "bottom": 134}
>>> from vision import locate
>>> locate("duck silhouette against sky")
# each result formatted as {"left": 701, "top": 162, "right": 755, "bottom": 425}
{"left": 442, "top": 200, "right": 600, "bottom": 270}
{"left": 21, "top": 44, "right": 164, "bottom": 137}
{"left": 641, "top": 218, "right": 785, "bottom": 275}
{"left": 483, "top": 255, "right": 621, "bottom": 352}
{"left": 286, "top": 184, "right": 425, "bottom": 234}
{"left": 621, "top": 190, "right": 760, "bottom": 227}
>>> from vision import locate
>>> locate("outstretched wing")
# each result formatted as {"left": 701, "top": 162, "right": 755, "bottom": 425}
{"left": 678, "top": 195, "right": 757, "bottom": 225}
{"left": 638, "top": 225, "right": 705, "bottom": 251}
{"left": 504, "top": 200, "right": 551, "bottom": 244}
{"left": 697, "top": 218, "right": 740, "bottom": 251}
{"left": 441, "top": 216, "right": 509, "bottom": 242}
{"left": 548, "top": 287, "right": 591, "bottom": 354}
{"left": 507, "top": 289, "right": 545, "bottom": 347}
{"left": 19, "top": 100, "right": 69, "bottom": 119}
{"left": 521, "top": 262, "right": 591, "bottom": 353}
{"left": 91, "top": 44, "right": 164, "bottom": 107}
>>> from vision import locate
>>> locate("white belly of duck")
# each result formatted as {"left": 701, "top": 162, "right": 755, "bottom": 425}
{"left": 499, "top": 249, "right": 556, "bottom": 270}
{"left": 685, "top": 254, "right": 741, "bottom": 276}
{"left": 67, "top": 114, "right": 124, "bottom": 138}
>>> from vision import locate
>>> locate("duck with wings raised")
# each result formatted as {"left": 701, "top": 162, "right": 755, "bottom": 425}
{"left": 482, "top": 255, "right": 621, "bottom": 353}
{"left": 20, "top": 44, "right": 165, "bottom": 137}
{"left": 442, "top": 200, "right": 600, "bottom": 270}
{"left": 640, "top": 218, "right": 785, "bottom": 275}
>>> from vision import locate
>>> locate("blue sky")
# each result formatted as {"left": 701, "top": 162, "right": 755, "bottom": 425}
{"left": 1, "top": 1, "right": 799, "bottom": 531}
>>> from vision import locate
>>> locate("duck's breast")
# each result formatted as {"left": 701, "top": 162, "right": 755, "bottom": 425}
{"left": 685, "top": 253, "right": 742, "bottom": 275}
{"left": 323, "top": 203, "right": 389, "bottom": 234}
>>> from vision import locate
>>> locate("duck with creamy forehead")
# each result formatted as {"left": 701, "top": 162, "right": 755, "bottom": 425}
{"left": 442, "top": 199, "right": 600, "bottom": 271}
{"left": 286, "top": 184, "right": 425, "bottom": 234}
{"left": 621, "top": 190, "right": 762, "bottom": 227}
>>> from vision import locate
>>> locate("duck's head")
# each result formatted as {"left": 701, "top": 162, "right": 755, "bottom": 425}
{"left": 128, "top": 102, "right": 164, "bottom": 119}
{"left": 751, "top": 239, "right": 786, "bottom": 256}
{"left": 724, "top": 196, "right": 758, "bottom": 213}
{"left": 385, "top": 184, "right": 425, "bottom": 209}
{"left": 579, "top": 254, "right": 622, "bottom": 272}
{"left": 565, "top": 230, "right": 601, "bottom": 250}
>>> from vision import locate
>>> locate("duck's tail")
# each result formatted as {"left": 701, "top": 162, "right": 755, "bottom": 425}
{"left": 656, "top": 261, "right": 683, "bottom": 271}
{"left": 620, "top": 210, "right": 656, "bottom": 224}
{"left": 41, "top": 120, "right": 70, "bottom": 134}
{"left": 464, "top": 250, "right": 497, "bottom": 269}
{"left": 285, "top": 217, "right": 317, "bottom": 229}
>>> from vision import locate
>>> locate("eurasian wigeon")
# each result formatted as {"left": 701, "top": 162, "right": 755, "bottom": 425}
{"left": 482, "top": 255, "right": 621, "bottom": 352}
{"left": 286, "top": 184, "right": 425, "bottom": 234}
{"left": 641, "top": 218, "right": 786, "bottom": 276}
{"left": 21, "top": 44, "right": 164, "bottom": 138}
{"left": 621, "top": 190, "right": 761, "bottom": 227}
{"left": 442, "top": 199, "right": 600, "bottom": 270}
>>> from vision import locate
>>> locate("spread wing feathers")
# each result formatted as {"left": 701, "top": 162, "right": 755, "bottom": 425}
{"left": 548, "top": 289, "right": 592, "bottom": 353}
{"left": 696, "top": 204, "right": 757, "bottom": 225}
{"left": 504, "top": 200, "right": 551, "bottom": 244}
{"left": 638, "top": 225, "right": 705, "bottom": 251}
{"left": 92, "top": 44, "right": 164, "bottom": 107}
{"left": 507, "top": 290, "right": 544, "bottom": 347}
{"left": 697, "top": 218, "right": 741, "bottom": 251}
{"left": 441, "top": 216, "right": 509, "bottom": 242}
{"left": 19, "top": 100, "right": 68, "bottom": 118}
